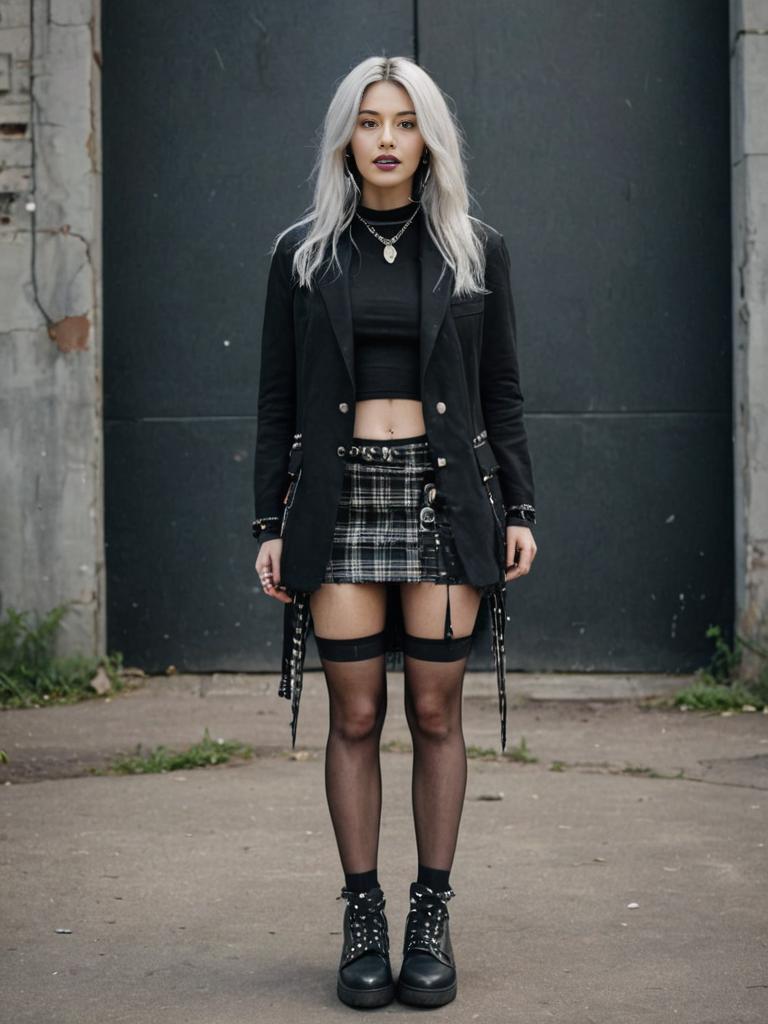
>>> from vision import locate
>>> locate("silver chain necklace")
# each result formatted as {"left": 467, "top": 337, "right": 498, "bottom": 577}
{"left": 354, "top": 205, "right": 420, "bottom": 263}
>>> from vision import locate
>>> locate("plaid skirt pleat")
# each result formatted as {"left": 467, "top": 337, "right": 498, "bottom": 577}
{"left": 322, "top": 435, "right": 467, "bottom": 584}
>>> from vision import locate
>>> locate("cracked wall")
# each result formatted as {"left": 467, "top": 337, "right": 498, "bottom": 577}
{"left": 731, "top": 1, "right": 768, "bottom": 672}
{"left": 0, "top": 2, "right": 765, "bottom": 669}
{"left": 0, "top": 0, "right": 103, "bottom": 655}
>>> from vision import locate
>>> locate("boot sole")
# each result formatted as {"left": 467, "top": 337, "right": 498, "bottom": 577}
{"left": 396, "top": 977, "right": 457, "bottom": 1007}
{"left": 337, "top": 976, "right": 396, "bottom": 1008}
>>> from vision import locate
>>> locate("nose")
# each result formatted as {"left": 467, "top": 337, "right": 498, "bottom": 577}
{"left": 379, "top": 120, "right": 395, "bottom": 147}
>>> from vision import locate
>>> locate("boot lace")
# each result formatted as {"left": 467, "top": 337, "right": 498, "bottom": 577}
{"left": 336, "top": 886, "right": 390, "bottom": 967}
{"left": 403, "top": 883, "right": 456, "bottom": 964}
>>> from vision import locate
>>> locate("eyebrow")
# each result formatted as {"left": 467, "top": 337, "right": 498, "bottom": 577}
{"left": 358, "top": 109, "right": 417, "bottom": 116}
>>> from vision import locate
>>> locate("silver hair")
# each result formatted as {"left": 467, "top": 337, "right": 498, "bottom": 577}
{"left": 271, "top": 55, "right": 489, "bottom": 299}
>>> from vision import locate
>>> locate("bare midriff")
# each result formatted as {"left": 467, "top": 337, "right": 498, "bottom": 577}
{"left": 352, "top": 397, "right": 426, "bottom": 439}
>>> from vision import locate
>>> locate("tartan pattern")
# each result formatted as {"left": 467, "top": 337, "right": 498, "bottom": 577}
{"left": 322, "top": 438, "right": 467, "bottom": 584}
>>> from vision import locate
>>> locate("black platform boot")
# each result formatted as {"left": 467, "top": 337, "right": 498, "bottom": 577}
{"left": 395, "top": 882, "right": 458, "bottom": 1007}
{"left": 335, "top": 885, "right": 395, "bottom": 1008}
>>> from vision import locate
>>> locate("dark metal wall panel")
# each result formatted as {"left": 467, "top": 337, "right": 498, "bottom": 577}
{"left": 511, "top": 413, "right": 733, "bottom": 671}
{"left": 103, "top": 2, "right": 732, "bottom": 673}
{"left": 420, "top": 0, "right": 733, "bottom": 669}
{"left": 102, "top": 3, "right": 413, "bottom": 671}
{"left": 419, "top": 0, "right": 732, "bottom": 413}
{"left": 105, "top": 418, "right": 268, "bottom": 671}
{"left": 103, "top": 2, "right": 413, "bottom": 421}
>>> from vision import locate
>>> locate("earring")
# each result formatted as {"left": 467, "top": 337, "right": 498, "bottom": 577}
{"left": 408, "top": 151, "right": 431, "bottom": 203}
{"left": 344, "top": 148, "right": 360, "bottom": 194}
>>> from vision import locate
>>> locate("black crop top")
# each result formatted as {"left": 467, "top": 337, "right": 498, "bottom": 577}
{"left": 350, "top": 200, "right": 422, "bottom": 401}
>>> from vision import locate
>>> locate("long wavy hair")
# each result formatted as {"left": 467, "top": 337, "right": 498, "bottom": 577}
{"left": 272, "top": 55, "right": 489, "bottom": 299}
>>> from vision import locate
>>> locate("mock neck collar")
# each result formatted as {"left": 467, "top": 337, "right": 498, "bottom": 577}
{"left": 356, "top": 200, "right": 420, "bottom": 221}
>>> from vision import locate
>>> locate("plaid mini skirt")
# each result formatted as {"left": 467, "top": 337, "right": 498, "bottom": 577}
{"left": 321, "top": 433, "right": 468, "bottom": 585}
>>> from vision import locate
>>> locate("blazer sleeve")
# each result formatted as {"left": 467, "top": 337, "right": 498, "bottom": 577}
{"left": 252, "top": 237, "right": 297, "bottom": 539}
{"left": 479, "top": 230, "right": 536, "bottom": 524}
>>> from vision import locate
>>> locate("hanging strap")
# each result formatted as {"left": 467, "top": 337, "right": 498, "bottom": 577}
{"left": 278, "top": 590, "right": 312, "bottom": 749}
{"left": 487, "top": 582, "right": 508, "bottom": 752}
{"left": 443, "top": 584, "right": 453, "bottom": 640}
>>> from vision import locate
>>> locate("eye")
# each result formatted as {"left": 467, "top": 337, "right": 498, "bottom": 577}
{"left": 400, "top": 120, "right": 416, "bottom": 129}
{"left": 360, "top": 119, "right": 377, "bottom": 128}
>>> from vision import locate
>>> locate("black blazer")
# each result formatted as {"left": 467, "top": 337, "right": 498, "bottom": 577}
{"left": 252, "top": 214, "right": 535, "bottom": 594}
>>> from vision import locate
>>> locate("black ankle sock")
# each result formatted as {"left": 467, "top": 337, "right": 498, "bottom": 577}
{"left": 345, "top": 868, "right": 379, "bottom": 892}
{"left": 417, "top": 863, "right": 451, "bottom": 891}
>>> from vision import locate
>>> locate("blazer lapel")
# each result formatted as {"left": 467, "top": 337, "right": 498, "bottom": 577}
{"left": 418, "top": 217, "right": 454, "bottom": 391}
{"left": 317, "top": 214, "right": 454, "bottom": 392}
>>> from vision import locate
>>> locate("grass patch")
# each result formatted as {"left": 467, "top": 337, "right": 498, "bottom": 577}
{"left": 0, "top": 604, "right": 125, "bottom": 709}
{"left": 464, "top": 736, "right": 537, "bottom": 762}
{"left": 671, "top": 624, "right": 768, "bottom": 713}
{"left": 620, "top": 764, "right": 686, "bottom": 780}
{"left": 503, "top": 735, "right": 537, "bottom": 763}
{"left": 621, "top": 763, "right": 655, "bottom": 775}
{"left": 104, "top": 728, "right": 253, "bottom": 775}
{"left": 465, "top": 744, "right": 499, "bottom": 760}
{"left": 381, "top": 738, "right": 412, "bottom": 753}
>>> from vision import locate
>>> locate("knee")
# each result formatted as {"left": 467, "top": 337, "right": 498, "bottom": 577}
{"left": 331, "top": 701, "right": 384, "bottom": 743}
{"left": 406, "top": 695, "right": 454, "bottom": 742}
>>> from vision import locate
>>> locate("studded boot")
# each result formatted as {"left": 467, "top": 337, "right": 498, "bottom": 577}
{"left": 395, "top": 881, "right": 458, "bottom": 1007}
{"left": 335, "top": 885, "right": 395, "bottom": 1008}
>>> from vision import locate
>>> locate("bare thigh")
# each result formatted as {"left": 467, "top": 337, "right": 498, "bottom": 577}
{"left": 309, "top": 582, "right": 388, "bottom": 638}
{"left": 400, "top": 582, "right": 483, "bottom": 639}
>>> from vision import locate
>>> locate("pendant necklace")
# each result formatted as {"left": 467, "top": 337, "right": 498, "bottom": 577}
{"left": 355, "top": 205, "right": 420, "bottom": 263}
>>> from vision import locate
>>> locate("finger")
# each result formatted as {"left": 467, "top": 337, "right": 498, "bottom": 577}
{"left": 505, "top": 531, "right": 531, "bottom": 580}
{"left": 270, "top": 547, "right": 282, "bottom": 589}
{"left": 258, "top": 552, "right": 276, "bottom": 596}
{"left": 504, "top": 536, "right": 520, "bottom": 581}
{"left": 515, "top": 539, "right": 534, "bottom": 575}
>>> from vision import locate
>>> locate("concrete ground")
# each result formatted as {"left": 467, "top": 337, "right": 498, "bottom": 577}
{"left": 1, "top": 670, "right": 767, "bottom": 1024}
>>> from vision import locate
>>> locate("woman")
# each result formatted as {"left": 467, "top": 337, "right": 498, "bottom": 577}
{"left": 252, "top": 55, "right": 537, "bottom": 1009}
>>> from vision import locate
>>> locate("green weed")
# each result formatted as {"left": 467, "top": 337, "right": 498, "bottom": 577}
{"left": 0, "top": 604, "right": 125, "bottom": 708}
{"left": 672, "top": 624, "right": 768, "bottom": 712}
{"left": 105, "top": 727, "right": 253, "bottom": 774}
{"left": 502, "top": 735, "right": 538, "bottom": 763}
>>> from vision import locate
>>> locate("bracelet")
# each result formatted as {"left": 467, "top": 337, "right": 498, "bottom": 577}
{"left": 252, "top": 515, "right": 281, "bottom": 540}
{"left": 505, "top": 503, "right": 536, "bottom": 526}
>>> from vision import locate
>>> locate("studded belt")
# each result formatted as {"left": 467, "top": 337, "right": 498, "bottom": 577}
{"left": 337, "top": 438, "right": 430, "bottom": 463}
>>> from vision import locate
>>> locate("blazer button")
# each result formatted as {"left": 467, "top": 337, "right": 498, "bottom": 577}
{"left": 437, "top": 456, "right": 447, "bottom": 467}
{"left": 436, "top": 401, "right": 447, "bottom": 414}
{"left": 339, "top": 401, "right": 349, "bottom": 413}
{"left": 337, "top": 445, "right": 346, "bottom": 457}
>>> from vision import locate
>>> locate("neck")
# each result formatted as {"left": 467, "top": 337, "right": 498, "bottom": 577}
{"left": 358, "top": 184, "right": 415, "bottom": 210}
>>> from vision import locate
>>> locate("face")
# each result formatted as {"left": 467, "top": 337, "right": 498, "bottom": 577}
{"left": 348, "top": 80, "right": 426, "bottom": 206}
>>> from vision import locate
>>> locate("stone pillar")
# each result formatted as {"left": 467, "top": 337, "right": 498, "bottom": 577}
{"left": 731, "top": 1, "right": 768, "bottom": 675}
{"left": 0, "top": 1, "right": 103, "bottom": 654}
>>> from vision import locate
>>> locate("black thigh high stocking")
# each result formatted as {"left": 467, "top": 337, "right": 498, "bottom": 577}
{"left": 315, "top": 630, "right": 388, "bottom": 884}
{"left": 401, "top": 583, "right": 480, "bottom": 883}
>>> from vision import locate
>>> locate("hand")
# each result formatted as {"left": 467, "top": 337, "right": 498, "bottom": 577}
{"left": 504, "top": 525, "right": 537, "bottom": 582}
{"left": 255, "top": 538, "right": 293, "bottom": 603}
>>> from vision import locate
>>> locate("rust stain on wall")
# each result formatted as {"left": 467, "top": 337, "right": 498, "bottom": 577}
{"left": 48, "top": 316, "right": 90, "bottom": 352}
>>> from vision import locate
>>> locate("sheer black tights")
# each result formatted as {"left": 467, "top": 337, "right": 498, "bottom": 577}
{"left": 321, "top": 641, "right": 388, "bottom": 874}
{"left": 403, "top": 645, "right": 470, "bottom": 872}
{"left": 310, "top": 581, "right": 481, "bottom": 879}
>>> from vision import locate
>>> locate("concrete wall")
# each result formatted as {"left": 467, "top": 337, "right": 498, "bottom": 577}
{"left": 731, "top": 0, "right": 768, "bottom": 674}
{"left": 1, "top": 2, "right": 766, "bottom": 671}
{"left": 0, "top": 0, "right": 103, "bottom": 654}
